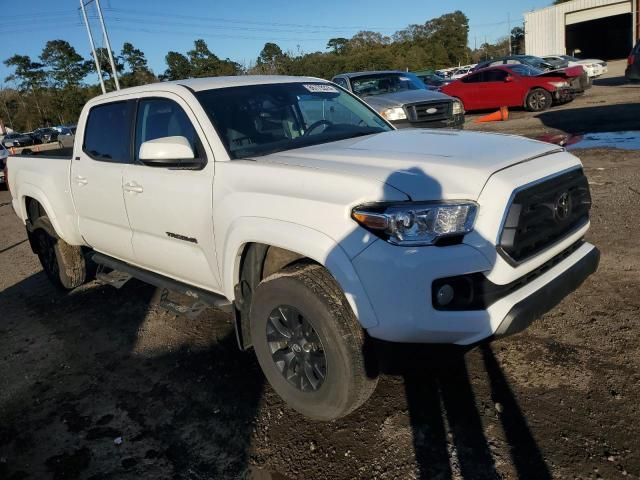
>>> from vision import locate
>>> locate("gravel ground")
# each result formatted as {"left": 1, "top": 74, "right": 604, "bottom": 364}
{"left": 0, "top": 64, "right": 639, "bottom": 479}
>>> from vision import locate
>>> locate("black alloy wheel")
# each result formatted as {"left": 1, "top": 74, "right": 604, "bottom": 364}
{"left": 267, "top": 305, "right": 327, "bottom": 392}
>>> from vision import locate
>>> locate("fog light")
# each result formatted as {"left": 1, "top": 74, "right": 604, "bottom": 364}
{"left": 436, "top": 284, "right": 455, "bottom": 306}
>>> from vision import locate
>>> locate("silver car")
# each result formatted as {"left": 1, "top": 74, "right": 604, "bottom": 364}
{"left": 332, "top": 71, "right": 464, "bottom": 129}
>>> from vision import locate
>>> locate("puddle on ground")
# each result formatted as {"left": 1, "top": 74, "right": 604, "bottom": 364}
{"left": 537, "top": 131, "right": 640, "bottom": 151}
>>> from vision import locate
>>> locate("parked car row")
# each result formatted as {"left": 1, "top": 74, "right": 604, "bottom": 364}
{"left": 1, "top": 125, "right": 76, "bottom": 149}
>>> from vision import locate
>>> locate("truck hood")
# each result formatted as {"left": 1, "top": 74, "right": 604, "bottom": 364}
{"left": 361, "top": 89, "right": 452, "bottom": 110}
{"left": 255, "top": 129, "right": 562, "bottom": 200}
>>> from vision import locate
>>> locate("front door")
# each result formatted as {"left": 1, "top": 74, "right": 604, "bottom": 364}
{"left": 71, "top": 100, "right": 136, "bottom": 262}
{"left": 122, "top": 95, "right": 221, "bottom": 291}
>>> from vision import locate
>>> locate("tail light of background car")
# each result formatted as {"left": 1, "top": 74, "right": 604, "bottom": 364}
{"left": 629, "top": 54, "right": 636, "bottom": 66}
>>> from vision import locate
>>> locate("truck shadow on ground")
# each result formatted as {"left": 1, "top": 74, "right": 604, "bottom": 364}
{"left": 535, "top": 103, "right": 640, "bottom": 134}
{"left": 0, "top": 269, "right": 553, "bottom": 479}
{"left": 371, "top": 342, "right": 552, "bottom": 480}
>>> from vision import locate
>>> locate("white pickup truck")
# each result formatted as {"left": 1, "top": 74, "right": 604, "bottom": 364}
{"left": 5, "top": 76, "right": 598, "bottom": 420}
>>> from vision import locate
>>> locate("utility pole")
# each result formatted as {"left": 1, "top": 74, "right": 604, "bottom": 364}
{"left": 80, "top": 0, "right": 106, "bottom": 94}
{"left": 95, "top": 0, "right": 120, "bottom": 90}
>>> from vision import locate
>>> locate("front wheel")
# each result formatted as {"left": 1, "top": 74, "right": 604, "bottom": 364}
{"left": 525, "top": 88, "right": 553, "bottom": 112}
{"left": 250, "top": 264, "right": 378, "bottom": 420}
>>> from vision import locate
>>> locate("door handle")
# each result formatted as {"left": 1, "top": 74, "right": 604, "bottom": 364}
{"left": 123, "top": 182, "right": 144, "bottom": 194}
{"left": 74, "top": 175, "right": 88, "bottom": 186}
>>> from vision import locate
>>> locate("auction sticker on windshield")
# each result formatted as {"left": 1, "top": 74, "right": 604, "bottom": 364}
{"left": 303, "top": 84, "right": 339, "bottom": 93}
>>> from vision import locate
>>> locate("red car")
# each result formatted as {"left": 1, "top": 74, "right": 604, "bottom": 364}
{"left": 441, "top": 65, "right": 580, "bottom": 112}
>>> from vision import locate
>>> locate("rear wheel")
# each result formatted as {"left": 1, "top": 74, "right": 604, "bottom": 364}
{"left": 250, "top": 263, "right": 378, "bottom": 420}
{"left": 525, "top": 88, "right": 553, "bottom": 112}
{"left": 31, "top": 216, "right": 87, "bottom": 290}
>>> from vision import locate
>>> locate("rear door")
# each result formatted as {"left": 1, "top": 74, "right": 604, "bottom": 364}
{"left": 122, "top": 94, "right": 221, "bottom": 290}
{"left": 71, "top": 100, "right": 136, "bottom": 262}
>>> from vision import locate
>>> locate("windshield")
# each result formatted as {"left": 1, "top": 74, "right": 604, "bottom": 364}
{"left": 506, "top": 64, "right": 544, "bottom": 77}
{"left": 418, "top": 74, "right": 445, "bottom": 86}
{"left": 350, "top": 72, "right": 426, "bottom": 97}
{"left": 195, "top": 82, "right": 391, "bottom": 160}
{"left": 561, "top": 55, "right": 579, "bottom": 62}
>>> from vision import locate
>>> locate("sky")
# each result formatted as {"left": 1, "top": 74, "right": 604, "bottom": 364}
{"left": 1, "top": 0, "right": 552, "bottom": 84}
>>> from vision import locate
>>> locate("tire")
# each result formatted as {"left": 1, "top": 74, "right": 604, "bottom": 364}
{"left": 250, "top": 263, "right": 378, "bottom": 420}
{"left": 31, "top": 216, "right": 87, "bottom": 290}
{"left": 525, "top": 88, "right": 553, "bottom": 112}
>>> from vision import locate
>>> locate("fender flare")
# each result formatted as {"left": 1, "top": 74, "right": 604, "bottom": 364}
{"left": 18, "top": 183, "right": 63, "bottom": 235}
{"left": 222, "top": 217, "right": 379, "bottom": 329}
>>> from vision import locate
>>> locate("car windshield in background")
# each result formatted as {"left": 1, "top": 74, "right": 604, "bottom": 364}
{"left": 195, "top": 82, "right": 391, "bottom": 159}
{"left": 561, "top": 55, "right": 580, "bottom": 62}
{"left": 506, "top": 64, "right": 544, "bottom": 76}
{"left": 350, "top": 73, "right": 426, "bottom": 97}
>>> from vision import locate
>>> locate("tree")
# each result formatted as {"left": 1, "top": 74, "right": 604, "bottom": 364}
{"left": 326, "top": 38, "right": 349, "bottom": 54}
{"left": 40, "top": 40, "right": 89, "bottom": 89}
{"left": 187, "top": 39, "right": 221, "bottom": 77}
{"left": 255, "top": 42, "right": 287, "bottom": 74}
{"left": 91, "top": 47, "right": 124, "bottom": 91}
{"left": 3, "top": 55, "right": 48, "bottom": 126}
{"left": 162, "top": 51, "right": 192, "bottom": 80}
{"left": 3, "top": 55, "right": 46, "bottom": 92}
{"left": 510, "top": 26, "right": 525, "bottom": 55}
{"left": 121, "top": 42, "right": 149, "bottom": 73}
{"left": 120, "top": 42, "right": 155, "bottom": 86}
{"left": 39, "top": 40, "right": 90, "bottom": 125}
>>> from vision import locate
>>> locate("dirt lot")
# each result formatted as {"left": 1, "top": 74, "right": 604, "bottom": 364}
{"left": 1, "top": 62, "right": 639, "bottom": 480}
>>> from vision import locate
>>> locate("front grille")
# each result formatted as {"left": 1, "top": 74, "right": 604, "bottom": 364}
{"left": 498, "top": 169, "right": 591, "bottom": 264}
{"left": 406, "top": 101, "right": 452, "bottom": 123}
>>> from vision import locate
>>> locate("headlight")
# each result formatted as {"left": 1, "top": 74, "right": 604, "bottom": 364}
{"left": 380, "top": 107, "right": 407, "bottom": 121}
{"left": 352, "top": 201, "right": 477, "bottom": 246}
{"left": 452, "top": 100, "right": 464, "bottom": 115}
{"left": 549, "top": 81, "right": 569, "bottom": 88}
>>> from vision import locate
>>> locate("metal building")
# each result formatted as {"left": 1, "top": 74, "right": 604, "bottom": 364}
{"left": 525, "top": 0, "right": 640, "bottom": 59}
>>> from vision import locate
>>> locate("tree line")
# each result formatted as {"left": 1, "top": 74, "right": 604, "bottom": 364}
{"left": 2, "top": 10, "right": 523, "bottom": 132}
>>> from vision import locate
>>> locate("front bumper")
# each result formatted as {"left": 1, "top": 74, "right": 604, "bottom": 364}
{"left": 553, "top": 87, "right": 574, "bottom": 104}
{"left": 494, "top": 245, "right": 599, "bottom": 337}
{"left": 392, "top": 113, "right": 465, "bottom": 130}
{"left": 353, "top": 239, "right": 598, "bottom": 345}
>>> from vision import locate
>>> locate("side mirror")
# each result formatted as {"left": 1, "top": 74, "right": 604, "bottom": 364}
{"left": 505, "top": 75, "right": 514, "bottom": 82}
{"left": 139, "top": 136, "right": 200, "bottom": 168}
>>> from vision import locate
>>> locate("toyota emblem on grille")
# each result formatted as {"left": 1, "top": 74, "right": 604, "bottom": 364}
{"left": 555, "top": 192, "right": 572, "bottom": 221}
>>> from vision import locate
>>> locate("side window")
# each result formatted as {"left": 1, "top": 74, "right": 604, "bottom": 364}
{"left": 333, "top": 77, "right": 349, "bottom": 90}
{"left": 134, "top": 98, "right": 203, "bottom": 162}
{"left": 83, "top": 101, "right": 134, "bottom": 163}
{"left": 461, "top": 73, "right": 481, "bottom": 83}
{"left": 482, "top": 70, "right": 508, "bottom": 82}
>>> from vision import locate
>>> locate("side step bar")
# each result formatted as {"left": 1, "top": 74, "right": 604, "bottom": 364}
{"left": 91, "top": 252, "right": 232, "bottom": 312}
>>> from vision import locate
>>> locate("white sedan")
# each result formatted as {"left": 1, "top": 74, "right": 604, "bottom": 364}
{"left": 544, "top": 55, "right": 608, "bottom": 78}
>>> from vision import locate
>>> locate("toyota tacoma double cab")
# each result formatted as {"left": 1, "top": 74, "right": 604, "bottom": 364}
{"left": 5, "top": 75, "right": 599, "bottom": 420}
